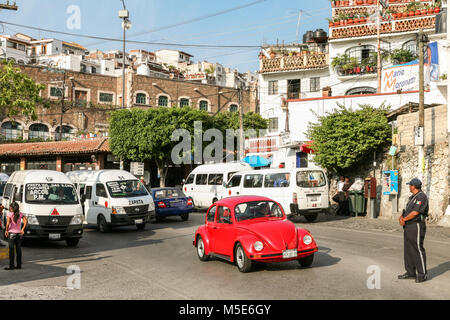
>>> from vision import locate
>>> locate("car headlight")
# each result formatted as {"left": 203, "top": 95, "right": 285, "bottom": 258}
{"left": 70, "top": 214, "right": 83, "bottom": 225}
{"left": 254, "top": 241, "right": 264, "bottom": 252}
{"left": 26, "top": 214, "right": 39, "bottom": 226}
{"left": 303, "top": 235, "right": 313, "bottom": 245}
{"left": 112, "top": 207, "right": 127, "bottom": 215}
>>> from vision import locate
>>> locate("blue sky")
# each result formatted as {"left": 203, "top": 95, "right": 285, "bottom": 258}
{"left": 0, "top": 0, "right": 332, "bottom": 72}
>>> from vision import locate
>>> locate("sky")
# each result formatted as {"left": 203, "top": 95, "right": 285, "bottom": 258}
{"left": 0, "top": 0, "right": 332, "bottom": 72}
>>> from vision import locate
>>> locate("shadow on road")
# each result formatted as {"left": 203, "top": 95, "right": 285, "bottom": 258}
{"left": 428, "top": 261, "right": 450, "bottom": 280}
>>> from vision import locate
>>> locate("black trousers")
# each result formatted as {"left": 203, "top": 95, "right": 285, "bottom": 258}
{"left": 8, "top": 234, "right": 22, "bottom": 268}
{"left": 404, "top": 221, "right": 427, "bottom": 278}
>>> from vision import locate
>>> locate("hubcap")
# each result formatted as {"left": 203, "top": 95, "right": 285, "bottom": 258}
{"left": 237, "top": 247, "right": 244, "bottom": 268}
{"left": 198, "top": 239, "right": 204, "bottom": 257}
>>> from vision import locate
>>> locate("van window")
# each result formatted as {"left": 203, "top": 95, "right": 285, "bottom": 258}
{"left": 25, "top": 183, "right": 78, "bottom": 204}
{"left": 227, "top": 175, "right": 241, "bottom": 188}
{"left": 227, "top": 172, "right": 237, "bottom": 181}
{"left": 297, "top": 171, "right": 326, "bottom": 188}
{"left": 185, "top": 174, "right": 195, "bottom": 185}
{"left": 207, "top": 206, "right": 216, "bottom": 222}
{"left": 96, "top": 184, "right": 108, "bottom": 198}
{"left": 106, "top": 180, "right": 148, "bottom": 198}
{"left": 3, "top": 183, "right": 13, "bottom": 199}
{"left": 208, "top": 174, "right": 223, "bottom": 186}
{"left": 243, "top": 174, "right": 263, "bottom": 188}
{"left": 195, "top": 174, "right": 208, "bottom": 185}
{"left": 0, "top": 182, "right": 6, "bottom": 196}
{"left": 264, "top": 173, "right": 291, "bottom": 188}
{"left": 85, "top": 186, "right": 93, "bottom": 200}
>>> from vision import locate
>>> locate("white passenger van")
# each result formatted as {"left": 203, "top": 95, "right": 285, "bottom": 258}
{"left": 0, "top": 173, "right": 9, "bottom": 202}
{"left": 182, "top": 163, "right": 253, "bottom": 209}
{"left": 222, "top": 168, "right": 329, "bottom": 222}
{"left": 1, "top": 170, "right": 83, "bottom": 247}
{"left": 66, "top": 170, "right": 155, "bottom": 233}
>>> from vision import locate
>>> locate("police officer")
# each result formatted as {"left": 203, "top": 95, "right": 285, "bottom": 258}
{"left": 398, "top": 178, "right": 429, "bottom": 283}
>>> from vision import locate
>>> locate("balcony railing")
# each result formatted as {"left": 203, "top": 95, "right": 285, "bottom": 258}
{"left": 330, "top": 15, "right": 436, "bottom": 40}
{"left": 260, "top": 53, "right": 329, "bottom": 73}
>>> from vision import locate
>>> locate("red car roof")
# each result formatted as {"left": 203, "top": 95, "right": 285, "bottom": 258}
{"left": 215, "top": 196, "right": 275, "bottom": 207}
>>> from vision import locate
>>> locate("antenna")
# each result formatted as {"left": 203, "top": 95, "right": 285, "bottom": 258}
{"left": 288, "top": 9, "right": 312, "bottom": 44}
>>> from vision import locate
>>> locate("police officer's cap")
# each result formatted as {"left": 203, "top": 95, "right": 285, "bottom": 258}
{"left": 406, "top": 178, "right": 422, "bottom": 189}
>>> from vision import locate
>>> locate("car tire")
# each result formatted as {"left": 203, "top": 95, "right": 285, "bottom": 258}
{"left": 66, "top": 238, "right": 80, "bottom": 247}
{"left": 235, "top": 243, "right": 253, "bottom": 273}
{"left": 304, "top": 213, "right": 318, "bottom": 222}
{"left": 196, "top": 236, "right": 209, "bottom": 262}
{"left": 97, "top": 215, "right": 111, "bottom": 233}
{"left": 298, "top": 254, "right": 314, "bottom": 268}
{"left": 181, "top": 213, "right": 189, "bottom": 222}
{"left": 136, "top": 223, "right": 146, "bottom": 231}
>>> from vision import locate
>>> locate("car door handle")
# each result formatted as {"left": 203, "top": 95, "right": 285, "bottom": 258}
{"left": 213, "top": 226, "right": 219, "bottom": 230}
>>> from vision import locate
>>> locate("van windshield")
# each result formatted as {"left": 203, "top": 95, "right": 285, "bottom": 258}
{"left": 0, "top": 182, "right": 6, "bottom": 196}
{"left": 106, "top": 180, "right": 149, "bottom": 198}
{"left": 25, "top": 183, "right": 78, "bottom": 204}
{"left": 296, "top": 171, "right": 327, "bottom": 188}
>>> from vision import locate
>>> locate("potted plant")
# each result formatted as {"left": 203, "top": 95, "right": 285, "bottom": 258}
{"left": 367, "top": 0, "right": 374, "bottom": 4}
{"left": 434, "top": 1, "right": 441, "bottom": 14}
{"left": 270, "top": 50, "right": 277, "bottom": 59}
{"left": 331, "top": 53, "right": 350, "bottom": 75}
{"left": 389, "top": 48, "right": 418, "bottom": 65}
{"left": 327, "top": 18, "right": 334, "bottom": 27}
{"left": 356, "top": 0, "right": 363, "bottom": 5}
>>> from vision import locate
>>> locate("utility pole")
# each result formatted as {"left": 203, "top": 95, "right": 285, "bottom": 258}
{"left": 239, "top": 84, "right": 244, "bottom": 160}
{"left": 119, "top": 1, "right": 131, "bottom": 109}
{"left": 376, "top": 0, "right": 382, "bottom": 93}
{"left": 418, "top": 28, "right": 425, "bottom": 181}
{"left": 59, "top": 71, "right": 66, "bottom": 141}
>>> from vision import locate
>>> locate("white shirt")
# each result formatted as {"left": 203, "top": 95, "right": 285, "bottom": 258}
{"left": 338, "top": 181, "right": 345, "bottom": 192}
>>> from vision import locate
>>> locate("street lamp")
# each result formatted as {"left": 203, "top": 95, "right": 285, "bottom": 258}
{"left": 119, "top": 6, "right": 132, "bottom": 109}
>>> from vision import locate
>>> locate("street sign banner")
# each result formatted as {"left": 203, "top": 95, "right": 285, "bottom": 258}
{"left": 131, "top": 162, "right": 145, "bottom": 176}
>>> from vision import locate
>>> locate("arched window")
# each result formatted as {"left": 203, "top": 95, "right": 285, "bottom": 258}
{"left": 180, "top": 98, "right": 190, "bottom": 108}
{"left": 345, "top": 87, "right": 376, "bottom": 96}
{"left": 346, "top": 45, "right": 376, "bottom": 64}
{"left": 402, "top": 40, "right": 418, "bottom": 56}
{"left": 229, "top": 104, "right": 239, "bottom": 113}
{"left": 55, "top": 125, "right": 76, "bottom": 141}
{"left": 199, "top": 100, "right": 209, "bottom": 111}
{"left": 29, "top": 123, "right": 49, "bottom": 140}
{"left": 1, "top": 122, "right": 23, "bottom": 140}
{"left": 158, "top": 95, "right": 169, "bottom": 107}
{"left": 136, "top": 93, "right": 147, "bottom": 105}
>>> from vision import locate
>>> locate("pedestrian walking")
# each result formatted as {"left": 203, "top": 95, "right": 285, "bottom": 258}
{"left": 333, "top": 176, "right": 345, "bottom": 215}
{"left": 4, "top": 202, "right": 28, "bottom": 271}
{"left": 341, "top": 177, "right": 352, "bottom": 216}
{"left": 398, "top": 178, "right": 429, "bottom": 283}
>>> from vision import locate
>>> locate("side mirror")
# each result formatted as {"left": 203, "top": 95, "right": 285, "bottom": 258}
{"left": 182, "top": 179, "right": 186, "bottom": 184}
{"left": 223, "top": 182, "right": 227, "bottom": 188}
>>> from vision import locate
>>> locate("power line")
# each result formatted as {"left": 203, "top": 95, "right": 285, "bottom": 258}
{"left": 0, "top": 20, "right": 262, "bottom": 49}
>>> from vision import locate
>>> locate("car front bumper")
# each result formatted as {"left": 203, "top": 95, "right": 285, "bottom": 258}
{"left": 249, "top": 247, "right": 318, "bottom": 263}
{"left": 110, "top": 210, "right": 155, "bottom": 226}
{"left": 24, "top": 224, "right": 83, "bottom": 240}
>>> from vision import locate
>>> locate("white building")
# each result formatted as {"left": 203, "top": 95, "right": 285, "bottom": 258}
{"left": 0, "top": 35, "right": 30, "bottom": 64}
{"left": 155, "top": 49, "right": 193, "bottom": 70}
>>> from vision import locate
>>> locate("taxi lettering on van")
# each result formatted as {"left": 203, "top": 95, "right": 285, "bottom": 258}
{"left": 129, "top": 199, "right": 144, "bottom": 206}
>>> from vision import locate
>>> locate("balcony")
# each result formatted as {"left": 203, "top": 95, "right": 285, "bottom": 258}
{"left": 330, "top": 15, "right": 436, "bottom": 40}
{"left": 260, "top": 53, "right": 329, "bottom": 74}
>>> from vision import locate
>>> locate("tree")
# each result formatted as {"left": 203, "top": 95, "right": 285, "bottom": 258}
{"left": 306, "top": 103, "right": 392, "bottom": 174}
{"left": 0, "top": 60, "right": 45, "bottom": 120}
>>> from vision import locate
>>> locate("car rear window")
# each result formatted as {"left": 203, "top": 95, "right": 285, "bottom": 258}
{"left": 154, "top": 189, "right": 185, "bottom": 199}
{"left": 297, "top": 171, "right": 327, "bottom": 188}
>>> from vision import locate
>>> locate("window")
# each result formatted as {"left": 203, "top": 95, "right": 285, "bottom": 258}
{"left": 217, "top": 206, "right": 232, "bottom": 224}
{"left": 96, "top": 184, "right": 108, "bottom": 198}
{"left": 403, "top": 40, "right": 418, "bottom": 56}
{"left": 208, "top": 174, "right": 224, "bottom": 186}
{"left": 29, "top": 123, "right": 49, "bottom": 140}
{"left": 345, "top": 87, "right": 376, "bottom": 96}
{"left": 26, "top": 159, "right": 56, "bottom": 170}
{"left": 80, "top": 64, "right": 87, "bottom": 73}
{"left": 74, "top": 90, "right": 88, "bottom": 107}
{"left": 180, "top": 98, "right": 190, "bottom": 108}
{"left": 207, "top": 206, "right": 216, "bottom": 222}
{"left": 229, "top": 104, "right": 238, "bottom": 113}
{"left": 50, "top": 87, "right": 63, "bottom": 98}
{"left": 6, "top": 41, "right": 16, "bottom": 49}
{"left": 264, "top": 173, "right": 291, "bottom": 188}
{"left": 346, "top": 45, "right": 375, "bottom": 64}
{"left": 227, "top": 172, "right": 237, "bottom": 182}
{"left": 3, "top": 184, "right": 13, "bottom": 199}
{"left": 91, "top": 67, "right": 97, "bottom": 74}
{"left": 310, "top": 77, "right": 320, "bottom": 92}
{"left": 99, "top": 92, "right": 114, "bottom": 103}
{"left": 234, "top": 201, "right": 283, "bottom": 222}
{"left": 268, "top": 80, "right": 278, "bottom": 95}
{"left": 158, "top": 95, "right": 169, "bottom": 107}
{"left": 136, "top": 93, "right": 147, "bottom": 105}
{"left": 287, "top": 79, "right": 301, "bottom": 99}
{"left": 185, "top": 174, "right": 195, "bottom": 185}
{"left": 1, "top": 122, "right": 23, "bottom": 140}
{"left": 195, "top": 174, "right": 208, "bottom": 185}
{"left": 269, "top": 118, "right": 278, "bottom": 133}
{"left": 41, "top": 45, "right": 47, "bottom": 55}
{"left": 199, "top": 100, "right": 209, "bottom": 111}
{"left": 296, "top": 171, "right": 326, "bottom": 188}
{"left": 227, "top": 175, "right": 242, "bottom": 188}
{"left": 243, "top": 174, "right": 263, "bottom": 189}
{"left": 55, "top": 126, "right": 75, "bottom": 141}
{"left": 18, "top": 44, "right": 26, "bottom": 52}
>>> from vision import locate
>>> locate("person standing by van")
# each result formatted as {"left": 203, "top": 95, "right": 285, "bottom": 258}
{"left": 4, "top": 202, "right": 28, "bottom": 271}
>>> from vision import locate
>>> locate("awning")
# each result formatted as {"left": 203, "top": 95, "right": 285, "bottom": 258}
{"left": 300, "top": 142, "right": 315, "bottom": 154}
{"left": 242, "top": 155, "right": 272, "bottom": 168}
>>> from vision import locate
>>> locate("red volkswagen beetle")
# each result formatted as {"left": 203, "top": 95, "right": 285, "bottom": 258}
{"left": 193, "top": 196, "right": 318, "bottom": 273}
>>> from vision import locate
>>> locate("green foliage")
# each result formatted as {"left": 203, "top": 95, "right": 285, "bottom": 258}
{"left": 389, "top": 48, "right": 418, "bottom": 65}
{"left": 212, "top": 111, "right": 269, "bottom": 132}
{"left": 0, "top": 60, "right": 46, "bottom": 120}
{"left": 307, "top": 103, "right": 392, "bottom": 173}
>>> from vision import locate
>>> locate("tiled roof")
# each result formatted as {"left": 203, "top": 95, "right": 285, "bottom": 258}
{"left": 0, "top": 138, "right": 110, "bottom": 157}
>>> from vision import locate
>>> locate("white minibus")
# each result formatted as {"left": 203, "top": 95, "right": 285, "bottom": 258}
{"left": 1, "top": 170, "right": 83, "bottom": 247}
{"left": 222, "top": 168, "right": 329, "bottom": 222}
{"left": 66, "top": 170, "right": 156, "bottom": 233}
{"left": 182, "top": 163, "right": 253, "bottom": 209}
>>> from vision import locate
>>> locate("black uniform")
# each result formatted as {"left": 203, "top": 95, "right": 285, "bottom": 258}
{"left": 402, "top": 191, "right": 429, "bottom": 279}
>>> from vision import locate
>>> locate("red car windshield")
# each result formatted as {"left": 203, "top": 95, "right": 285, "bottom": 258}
{"left": 234, "top": 201, "right": 284, "bottom": 222}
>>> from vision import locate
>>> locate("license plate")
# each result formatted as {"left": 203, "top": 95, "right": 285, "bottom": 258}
{"left": 49, "top": 234, "right": 61, "bottom": 240}
{"left": 135, "top": 219, "right": 144, "bottom": 225}
{"left": 282, "top": 249, "right": 297, "bottom": 259}
{"left": 308, "top": 196, "right": 319, "bottom": 202}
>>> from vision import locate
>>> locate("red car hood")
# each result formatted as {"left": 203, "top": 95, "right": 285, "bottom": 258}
{"left": 237, "top": 219, "right": 298, "bottom": 251}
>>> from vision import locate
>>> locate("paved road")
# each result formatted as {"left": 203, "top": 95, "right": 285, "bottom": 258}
{"left": 0, "top": 213, "right": 449, "bottom": 300}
